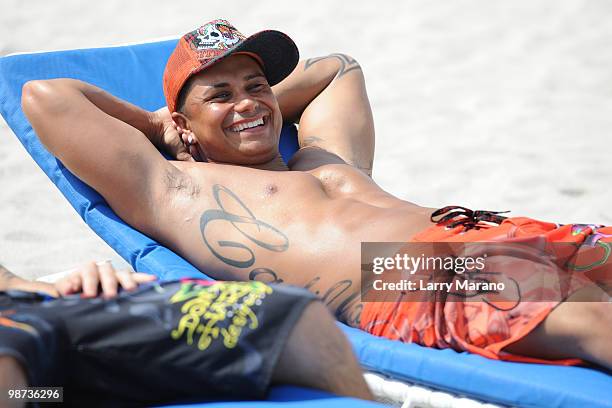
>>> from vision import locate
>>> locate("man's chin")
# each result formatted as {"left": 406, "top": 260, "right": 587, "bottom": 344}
{"left": 210, "top": 148, "right": 279, "bottom": 166}
{"left": 236, "top": 143, "right": 280, "bottom": 164}
{"left": 240, "top": 151, "right": 280, "bottom": 165}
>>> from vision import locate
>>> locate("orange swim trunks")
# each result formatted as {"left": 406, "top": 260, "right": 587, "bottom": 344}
{"left": 360, "top": 206, "right": 612, "bottom": 365}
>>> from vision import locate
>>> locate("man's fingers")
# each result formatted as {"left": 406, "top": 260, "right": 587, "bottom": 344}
{"left": 69, "top": 274, "right": 82, "bottom": 293}
{"left": 55, "top": 272, "right": 82, "bottom": 295}
{"left": 116, "top": 270, "right": 138, "bottom": 291}
{"left": 81, "top": 262, "right": 100, "bottom": 298}
{"left": 176, "top": 151, "right": 195, "bottom": 162}
{"left": 189, "top": 144, "right": 205, "bottom": 162}
{"left": 54, "top": 262, "right": 154, "bottom": 298}
{"left": 104, "top": 270, "right": 155, "bottom": 293}
{"left": 97, "top": 261, "right": 119, "bottom": 298}
{"left": 181, "top": 132, "right": 189, "bottom": 145}
{"left": 168, "top": 133, "right": 195, "bottom": 161}
{"left": 55, "top": 274, "right": 79, "bottom": 296}
{"left": 54, "top": 278, "right": 70, "bottom": 295}
{"left": 132, "top": 272, "right": 157, "bottom": 283}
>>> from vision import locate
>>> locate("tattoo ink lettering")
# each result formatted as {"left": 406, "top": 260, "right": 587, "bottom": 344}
{"left": 302, "top": 136, "right": 325, "bottom": 146}
{"left": 248, "top": 268, "right": 285, "bottom": 285}
{"left": 199, "top": 185, "right": 366, "bottom": 325}
{"left": 304, "top": 53, "right": 362, "bottom": 79}
{"left": 303, "top": 276, "right": 321, "bottom": 295}
{"left": 200, "top": 184, "right": 289, "bottom": 268}
{"left": 318, "top": 279, "right": 362, "bottom": 325}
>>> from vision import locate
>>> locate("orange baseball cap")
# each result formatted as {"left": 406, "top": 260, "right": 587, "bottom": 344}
{"left": 163, "top": 19, "right": 299, "bottom": 113}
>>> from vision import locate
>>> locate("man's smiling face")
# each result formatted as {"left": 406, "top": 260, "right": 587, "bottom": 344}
{"left": 178, "top": 54, "right": 282, "bottom": 164}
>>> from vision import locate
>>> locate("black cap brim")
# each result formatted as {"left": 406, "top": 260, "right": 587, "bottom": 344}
{"left": 227, "top": 30, "right": 299, "bottom": 86}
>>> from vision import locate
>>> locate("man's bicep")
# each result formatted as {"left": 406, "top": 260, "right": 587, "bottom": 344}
{"left": 289, "top": 55, "right": 375, "bottom": 176}
{"left": 22, "top": 80, "right": 173, "bottom": 226}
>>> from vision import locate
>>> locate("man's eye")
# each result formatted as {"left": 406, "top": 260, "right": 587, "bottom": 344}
{"left": 211, "top": 92, "right": 230, "bottom": 101}
{"left": 249, "top": 83, "right": 266, "bottom": 92}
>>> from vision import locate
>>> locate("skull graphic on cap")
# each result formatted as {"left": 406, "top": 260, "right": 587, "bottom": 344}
{"left": 164, "top": 19, "right": 298, "bottom": 113}
{"left": 190, "top": 21, "right": 244, "bottom": 51}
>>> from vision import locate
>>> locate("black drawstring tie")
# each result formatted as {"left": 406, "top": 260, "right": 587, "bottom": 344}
{"left": 431, "top": 206, "right": 509, "bottom": 231}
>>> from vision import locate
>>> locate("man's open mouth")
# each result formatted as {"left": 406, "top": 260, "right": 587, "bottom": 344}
{"left": 229, "top": 117, "right": 266, "bottom": 133}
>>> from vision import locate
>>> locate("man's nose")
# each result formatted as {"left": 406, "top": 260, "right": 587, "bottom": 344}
{"left": 234, "top": 95, "right": 257, "bottom": 113}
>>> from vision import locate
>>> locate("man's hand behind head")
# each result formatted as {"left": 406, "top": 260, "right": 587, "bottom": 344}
{"left": 151, "top": 107, "right": 196, "bottom": 162}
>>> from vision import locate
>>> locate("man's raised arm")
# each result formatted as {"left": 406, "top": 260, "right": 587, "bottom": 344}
{"left": 21, "top": 79, "right": 184, "bottom": 233}
{"left": 272, "top": 54, "right": 375, "bottom": 176}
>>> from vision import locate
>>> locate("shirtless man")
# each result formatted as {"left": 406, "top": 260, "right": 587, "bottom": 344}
{"left": 0, "top": 262, "right": 372, "bottom": 406}
{"left": 21, "top": 20, "right": 611, "bottom": 370}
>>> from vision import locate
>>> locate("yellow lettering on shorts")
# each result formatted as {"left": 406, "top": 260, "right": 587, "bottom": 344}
{"left": 170, "top": 281, "right": 272, "bottom": 350}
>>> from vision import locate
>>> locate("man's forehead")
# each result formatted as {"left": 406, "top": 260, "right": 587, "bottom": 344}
{"left": 191, "top": 55, "right": 266, "bottom": 87}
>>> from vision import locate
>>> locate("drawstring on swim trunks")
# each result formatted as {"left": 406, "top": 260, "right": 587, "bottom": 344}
{"left": 431, "top": 206, "right": 509, "bottom": 231}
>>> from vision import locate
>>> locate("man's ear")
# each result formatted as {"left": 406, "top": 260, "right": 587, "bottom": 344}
{"left": 172, "top": 111, "right": 196, "bottom": 147}
{"left": 171, "top": 111, "right": 207, "bottom": 162}
{"left": 171, "top": 111, "right": 190, "bottom": 131}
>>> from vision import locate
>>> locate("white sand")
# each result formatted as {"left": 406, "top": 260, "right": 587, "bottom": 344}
{"left": 1, "top": 0, "right": 611, "bottom": 280}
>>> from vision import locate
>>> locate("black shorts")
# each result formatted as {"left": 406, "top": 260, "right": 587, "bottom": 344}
{"left": 0, "top": 279, "right": 316, "bottom": 406}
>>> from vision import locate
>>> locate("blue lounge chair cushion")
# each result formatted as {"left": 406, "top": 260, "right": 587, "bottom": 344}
{"left": 1, "top": 40, "right": 610, "bottom": 408}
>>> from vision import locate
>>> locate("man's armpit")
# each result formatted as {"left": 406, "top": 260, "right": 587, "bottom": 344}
{"left": 352, "top": 157, "right": 373, "bottom": 177}
{"left": 164, "top": 167, "right": 201, "bottom": 198}
{"left": 301, "top": 135, "right": 325, "bottom": 147}
{"left": 288, "top": 146, "right": 347, "bottom": 171}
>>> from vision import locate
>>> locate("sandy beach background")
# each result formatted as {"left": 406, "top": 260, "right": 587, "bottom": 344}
{"left": 1, "top": 0, "right": 611, "bottom": 280}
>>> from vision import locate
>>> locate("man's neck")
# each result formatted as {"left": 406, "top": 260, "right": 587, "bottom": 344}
{"left": 208, "top": 154, "right": 289, "bottom": 172}
{"left": 247, "top": 154, "right": 289, "bottom": 171}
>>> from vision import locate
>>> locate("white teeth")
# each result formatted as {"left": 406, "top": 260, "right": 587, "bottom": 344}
{"left": 231, "top": 117, "right": 264, "bottom": 132}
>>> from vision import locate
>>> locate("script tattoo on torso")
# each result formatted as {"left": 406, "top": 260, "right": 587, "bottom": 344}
{"left": 200, "top": 184, "right": 289, "bottom": 269}
{"left": 248, "top": 269, "right": 363, "bottom": 326}
{"left": 199, "top": 184, "right": 363, "bottom": 326}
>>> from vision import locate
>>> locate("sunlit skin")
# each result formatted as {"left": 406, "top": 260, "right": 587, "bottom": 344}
{"left": 172, "top": 56, "right": 284, "bottom": 166}
{"left": 22, "top": 49, "right": 612, "bottom": 370}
